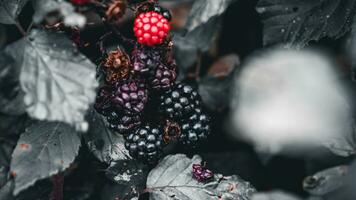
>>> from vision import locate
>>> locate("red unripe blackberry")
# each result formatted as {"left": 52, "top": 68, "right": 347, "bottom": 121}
{"left": 133, "top": 11, "right": 170, "bottom": 46}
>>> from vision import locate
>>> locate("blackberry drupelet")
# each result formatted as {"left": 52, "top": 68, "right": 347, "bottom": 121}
{"left": 159, "top": 83, "right": 201, "bottom": 120}
{"left": 111, "top": 78, "right": 148, "bottom": 113}
{"left": 180, "top": 108, "right": 210, "bottom": 148}
{"left": 124, "top": 124, "right": 164, "bottom": 164}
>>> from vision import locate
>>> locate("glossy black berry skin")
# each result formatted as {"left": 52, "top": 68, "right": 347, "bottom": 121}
{"left": 124, "top": 124, "right": 164, "bottom": 164}
{"left": 180, "top": 108, "right": 210, "bottom": 148}
{"left": 106, "top": 109, "right": 141, "bottom": 134}
{"left": 153, "top": 5, "right": 172, "bottom": 21}
{"left": 159, "top": 83, "right": 201, "bottom": 120}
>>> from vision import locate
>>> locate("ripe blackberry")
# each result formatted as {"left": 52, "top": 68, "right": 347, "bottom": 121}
{"left": 111, "top": 78, "right": 148, "bottom": 113}
{"left": 106, "top": 108, "right": 141, "bottom": 134}
{"left": 124, "top": 124, "right": 164, "bottom": 164}
{"left": 180, "top": 108, "right": 210, "bottom": 147}
{"left": 159, "top": 83, "right": 201, "bottom": 120}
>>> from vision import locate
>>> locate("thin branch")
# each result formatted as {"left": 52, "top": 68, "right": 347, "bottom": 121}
{"left": 26, "top": 21, "right": 34, "bottom": 34}
{"left": 14, "top": 20, "right": 27, "bottom": 36}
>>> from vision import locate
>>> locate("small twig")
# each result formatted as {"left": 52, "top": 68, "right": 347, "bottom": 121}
{"left": 49, "top": 173, "right": 64, "bottom": 200}
{"left": 195, "top": 52, "right": 202, "bottom": 81}
{"left": 14, "top": 20, "right": 27, "bottom": 36}
{"left": 26, "top": 21, "right": 34, "bottom": 34}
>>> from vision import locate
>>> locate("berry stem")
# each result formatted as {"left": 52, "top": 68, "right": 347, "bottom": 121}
{"left": 195, "top": 52, "right": 202, "bottom": 81}
{"left": 49, "top": 173, "right": 64, "bottom": 200}
{"left": 14, "top": 20, "right": 27, "bottom": 37}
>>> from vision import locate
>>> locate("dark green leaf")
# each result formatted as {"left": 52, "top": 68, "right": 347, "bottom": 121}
{"left": 10, "top": 121, "right": 81, "bottom": 195}
{"left": 5, "top": 29, "right": 98, "bottom": 130}
{"left": 0, "top": 0, "right": 29, "bottom": 24}
{"left": 256, "top": 0, "right": 356, "bottom": 47}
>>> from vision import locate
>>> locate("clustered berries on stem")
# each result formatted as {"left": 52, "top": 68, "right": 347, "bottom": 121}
{"left": 93, "top": 0, "right": 211, "bottom": 164}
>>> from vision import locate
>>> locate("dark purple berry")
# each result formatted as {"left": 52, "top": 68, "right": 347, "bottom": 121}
{"left": 124, "top": 124, "right": 164, "bottom": 164}
{"left": 111, "top": 78, "right": 148, "bottom": 113}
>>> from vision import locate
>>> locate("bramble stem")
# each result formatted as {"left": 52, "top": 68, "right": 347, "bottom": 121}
{"left": 49, "top": 174, "right": 64, "bottom": 200}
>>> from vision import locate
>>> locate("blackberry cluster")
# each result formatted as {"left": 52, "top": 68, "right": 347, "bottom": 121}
{"left": 94, "top": 1, "right": 210, "bottom": 164}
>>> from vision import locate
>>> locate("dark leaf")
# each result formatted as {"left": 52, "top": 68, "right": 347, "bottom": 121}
{"left": 303, "top": 165, "right": 348, "bottom": 196}
{"left": 106, "top": 159, "right": 148, "bottom": 186}
{"left": 10, "top": 121, "right": 81, "bottom": 195}
{"left": 199, "top": 75, "right": 233, "bottom": 111}
{"left": 0, "top": 181, "right": 14, "bottom": 200}
{"left": 5, "top": 29, "right": 98, "bottom": 130}
{"left": 199, "top": 54, "right": 239, "bottom": 111}
{"left": 0, "top": 25, "right": 6, "bottom": 49}
{"left": 32, "top": 0, "right": 86, "bottom": 28}
{"left": 185, "top": 0, "right": 237, "bottom": 32}
{"left": 0, "top": 0, "right": 29, "bottom": 24}
{"left": 256, "top": 0, "right": 356, "bottom": 47}
{"left": 0, "top": 52, "right": 26, "bottom": 116}
{"left": 322, "top": 121, "right": 356, "bottom": 157}
{"left": 85, "top": 109, "right": 130, "bottom": 164}
{"left": 146, "top": 154, "right": 256, "bottom": 200}
{"left": 174, "top": 17, "right": 220, "bottom": 76}
{"left": 101, "top": 183, "right": 140, "bottom": 200}
{"left": 207, "top": 54, "right": 240, "bottom": 77}
{"left": 174, "top": 0, "right": 236, "bottom": 76}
